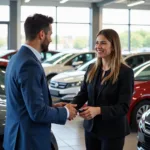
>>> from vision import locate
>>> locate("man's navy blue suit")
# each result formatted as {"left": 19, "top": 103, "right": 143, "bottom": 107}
{"left": 3, "top": 46, "right": 67, "bottom": 150}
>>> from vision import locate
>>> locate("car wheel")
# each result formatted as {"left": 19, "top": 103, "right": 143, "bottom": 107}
{"left": 131, "top": 100, "right": 150, "bottom": 130}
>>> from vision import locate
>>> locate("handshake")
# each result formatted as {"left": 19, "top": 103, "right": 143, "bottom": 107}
{"left": 65, "top": 103, "right": 77, "bottom": 120}
{"left": 53, "top": 102, "right": 101, "bottom": 121}
{"left": 53, "top": 102, "right": 77, "bottom": 120}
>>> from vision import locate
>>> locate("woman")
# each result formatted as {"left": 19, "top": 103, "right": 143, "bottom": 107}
{"left": 72, "top": 29, "right": 134, "bottom": 150}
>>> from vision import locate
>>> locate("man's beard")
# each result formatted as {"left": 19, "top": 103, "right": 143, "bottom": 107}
{"left": 41, "top": 43, "right": 49, "bottom": 52}
{"left": 41, "top": 37, "right": 49, "bottom": 52}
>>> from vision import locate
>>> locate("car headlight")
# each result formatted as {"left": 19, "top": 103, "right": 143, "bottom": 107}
{"left": 66, "top": 81, "right": 82, "bottom": 88}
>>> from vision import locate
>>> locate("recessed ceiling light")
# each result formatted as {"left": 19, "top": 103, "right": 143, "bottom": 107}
{"left": 25, "top": 0, "right": 30, "bottom": 3}
{"left": 127, "top": 0, "right": 145, "bottom": 7}
{"left": 60, "top": 0, "right": 69, "bottom": 4}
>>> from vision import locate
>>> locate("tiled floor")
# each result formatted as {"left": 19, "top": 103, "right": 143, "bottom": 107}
{"left": 52, "top": 116, "right": 137, "bottom": 150}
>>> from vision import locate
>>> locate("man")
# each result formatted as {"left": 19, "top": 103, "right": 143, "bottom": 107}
{"left": 3, "top": 14, "right": 77, "bottom": 150}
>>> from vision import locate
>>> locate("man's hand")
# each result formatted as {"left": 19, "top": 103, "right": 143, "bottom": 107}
{"left": 53, "top": 102, "right": 67, "bottom": 107}
{"left": 79, "top": 106, "right": 101, "bottom": 120}
{"left": 65, "top": 104, "right": 77, "bottom": 120}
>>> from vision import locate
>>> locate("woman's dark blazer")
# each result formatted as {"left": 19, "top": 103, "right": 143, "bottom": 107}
{"left": 72, "top": 63, "right": 134, "bottom": 138}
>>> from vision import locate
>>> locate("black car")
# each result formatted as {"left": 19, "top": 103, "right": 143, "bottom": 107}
{"left": 137, "top": 109, "right": 150, "bottom": 150}
{"left": 0, "top": 70, "right": 58, "bottom": 150}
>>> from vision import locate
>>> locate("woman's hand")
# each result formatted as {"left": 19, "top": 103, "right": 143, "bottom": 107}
{"left": 79, "top": 106, "right": 101, "bottom": 120}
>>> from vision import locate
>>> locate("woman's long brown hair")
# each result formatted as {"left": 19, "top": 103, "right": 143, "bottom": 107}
{"left": 86, "top": 29, "right": 126, "bottom": 84}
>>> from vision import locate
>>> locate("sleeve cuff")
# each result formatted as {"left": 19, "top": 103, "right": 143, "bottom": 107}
{"left": 64, "top": 106, "right": 69, "bottom": 118}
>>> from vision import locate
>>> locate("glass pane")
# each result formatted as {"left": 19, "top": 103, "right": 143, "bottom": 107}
{"left": 57, "top": 24, "right": 90, "bottom": 50}
{"left": 49, "top": 23, "right": 56, "bottom": 51}
{"left": 0, "top": 24, "right": 8, "bottom": 50}
{"left": 131, "top": 10, "right": 150, "bottom": 25}
{"left": 103, "top": 9, "right": 128, "bottom": 24}
{"left": 21, "top": 22, "right": 56, "bottom": 50}
{"left": 130, "top": 26, "right": 150, "bottom": 52}
{"left": 102, "top": 25, "right": 128, "bottom": 52}
{"left": 57, "top": 7, "right": 90, "bottom": 23}
{"left": 21, "top": 6, "right": 56, "bottom": 22}
{"left": 0, "top": 6, "right": 9, "bottom": 21}
{"left": 21, "top": 22, "right": 25, "bottom": 45}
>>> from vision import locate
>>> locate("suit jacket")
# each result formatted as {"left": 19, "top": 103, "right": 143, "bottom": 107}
{"left": 3, "top": 46, "right": 67, "bottom": 150}
{"left": 72, "top": 63, "right": 134, "bottom": 138}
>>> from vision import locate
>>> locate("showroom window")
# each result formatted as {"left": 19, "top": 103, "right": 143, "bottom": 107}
{"left": 103, "top": 8, "right": 150, "bottom": 52}
{"left": 57, "top": 7, "right": 90, "bottom": 51}
{"left": 0, "top": 5, "right": 9, "bottom": 50}
{"left": 130, "top": 10, "right": 150, "bottom": 52}
{"left": 102, "top": 9, "right": 129, "bottom": 52}
{"left": 21, "top": 6, "right": 90, "bottom": 51}
{"left": 21, "top": 6, "right": 56, "bottom": 50}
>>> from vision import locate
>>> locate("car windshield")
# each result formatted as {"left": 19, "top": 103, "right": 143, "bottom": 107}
{"left": 43, "top": 53, "right": 67, "bottom": 64}
{"left": 55, "top": 53, "right": 75, "bottom": 65}
{"left": 78, "top": 58, "right": 96, "bottom": 71}
{"left": 133, "top": 61, "right": 150, "bottom": 81}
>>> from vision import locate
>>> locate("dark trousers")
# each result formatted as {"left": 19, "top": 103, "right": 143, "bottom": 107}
{"left": 85, "top": 131, "right": 125, "bottom": 150}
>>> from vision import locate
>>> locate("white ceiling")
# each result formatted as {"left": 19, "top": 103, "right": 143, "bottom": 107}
{"left": 1, "top": 0, "right": 150, "bottom": 9}
{"left": 43, "top": 0, "right": 103, "bottom": 2}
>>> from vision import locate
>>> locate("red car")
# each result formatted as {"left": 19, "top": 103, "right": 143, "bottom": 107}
{"left": 127, "top": 60, "right": 150, "bottom": 130}
{"left": 0, "top": 50, "right": 17, "bottom": 60}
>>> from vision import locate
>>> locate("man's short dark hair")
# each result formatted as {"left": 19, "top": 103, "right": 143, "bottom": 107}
{"left": 24, "top": 13, "right": 53, "bottom": 41}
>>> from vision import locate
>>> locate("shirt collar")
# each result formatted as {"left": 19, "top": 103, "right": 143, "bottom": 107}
{"left": 23, "top": 44, "right": 42, "bottom": 62}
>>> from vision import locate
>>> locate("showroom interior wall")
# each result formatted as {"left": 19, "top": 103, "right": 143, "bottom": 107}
{"left": 9, "top": 0, "right": 21, "bottom": 50}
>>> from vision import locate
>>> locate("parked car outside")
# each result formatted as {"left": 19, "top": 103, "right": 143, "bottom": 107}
{"left": 50, "top": 59, "right": 150, "bottom": 130}
{"left": 42, "top": 51, "right": 96, "bottom": 82}
{"left": 0, "top": 70, "right": 58, "bottom": 150}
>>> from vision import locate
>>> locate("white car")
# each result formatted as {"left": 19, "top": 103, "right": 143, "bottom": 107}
{"left": 49, "top": 58, "right": 96, "bottom": 102}
{"left": 42, "top": 51, "right": 95, "bottom": 82}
